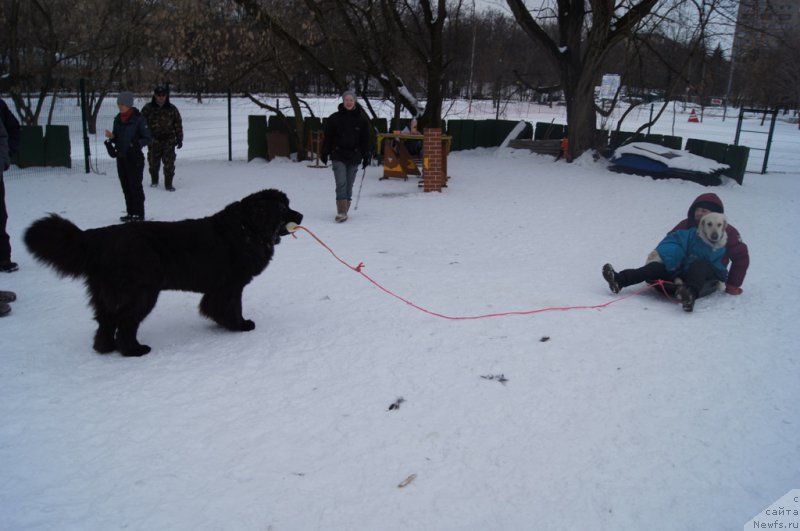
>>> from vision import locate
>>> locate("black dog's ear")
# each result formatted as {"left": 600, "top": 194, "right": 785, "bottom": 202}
{"left": 240, "top": 192, "right": 288, "bottom": 240}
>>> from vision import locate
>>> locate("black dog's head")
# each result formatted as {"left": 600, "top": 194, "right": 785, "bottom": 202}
{"left": 240, "top": 189, "right": 303, "bottom": 244}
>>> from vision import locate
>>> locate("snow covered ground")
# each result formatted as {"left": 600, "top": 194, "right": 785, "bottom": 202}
{"left": 2, "top": 99, "right": 799, "bottom": 531}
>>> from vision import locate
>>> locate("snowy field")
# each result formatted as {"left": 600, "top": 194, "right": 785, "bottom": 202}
{"left": 2, "top": 98, "right": 799, "bottom": 530}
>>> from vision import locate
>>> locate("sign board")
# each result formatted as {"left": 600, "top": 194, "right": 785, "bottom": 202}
{"left": 599, "top": 74, "right": 621, "bottom": 100}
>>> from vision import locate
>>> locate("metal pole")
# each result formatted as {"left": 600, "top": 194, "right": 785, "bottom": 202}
{"left": 228, "top": 88, "right": 232, "bottom": 161}
{"left": 354, "top": 167, "right": 367, "bottom": 210}
{"left": 723, "top": 60, "right": 734, "bottom": 123}
{"left": 724, "top": 1, "right": 741, "bottom": 123}
{"left": 79, "top": 79, "right": 90, "bottom": 174}
{"left": 734, "top": 107, "right": 744, "bottom": 145}
{"left": 762, "top": 108, "right": 777, "bottom": 174}
{"left": 467, "top": 0, "right": 476, "bottom": 114}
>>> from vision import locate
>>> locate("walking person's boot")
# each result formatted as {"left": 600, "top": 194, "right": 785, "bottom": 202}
{"left": 335, "top": 200, "right": 348, "bottom": 222}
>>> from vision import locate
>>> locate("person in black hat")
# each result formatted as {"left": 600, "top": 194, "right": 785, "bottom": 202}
{"left": 142, "top": 86, "right": 183, "bottom": 191}
{"left": 104, "top": 91, "right": 152, "bottom": 222}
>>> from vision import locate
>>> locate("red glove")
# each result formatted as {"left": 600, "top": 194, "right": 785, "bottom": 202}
{"left": 725, "top": 285, "right": 743, "bottom": 295}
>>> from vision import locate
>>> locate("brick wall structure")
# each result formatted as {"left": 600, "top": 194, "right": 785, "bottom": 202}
{"left": 423, "top": 128, "right": 444, "bottom": 192}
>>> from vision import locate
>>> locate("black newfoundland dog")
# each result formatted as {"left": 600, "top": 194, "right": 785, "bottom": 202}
{"left": 24, "top": 189, "right": 303, "bottom": 357}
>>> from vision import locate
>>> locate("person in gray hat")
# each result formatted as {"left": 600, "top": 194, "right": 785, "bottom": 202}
{"left": 104, "top": 92, "right": 152, "bottom": 222}
{"left": 321, "top": 90, "right": 371, "bottom": 222}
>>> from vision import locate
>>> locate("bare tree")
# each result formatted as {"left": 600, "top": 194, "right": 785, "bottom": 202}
{"left": 381, "top": 0, "right": 461, "bottom": 128}
{"left": 167, "top": 0, "right": 263, "bottom": 96}
{"left": 332, "top": 0, "right": 420, "bottom": 123}
{"left": 505, "top": 0, "right": 671, "bottom": 158}
{"left": 0, "top": 0, "right": 159, "bottom": 130}
{"left": 0, "top": 0, "right": 755, "bottom": 144}
{"left": 731, "top": 2, "right": 800, "bottom": 109}
{"left": 2, "top": 0, "right": 79, "bottom": 125}
{"left": 77, "top": 0, "right": 156, "bottom": 133}
{"left": 232, "top": 0, "right": 351, "bottom": 92}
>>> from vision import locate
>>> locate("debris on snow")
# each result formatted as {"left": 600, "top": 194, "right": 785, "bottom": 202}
{"left": 480, "top": 374, "right": 508, "bottom": 385}
{"left": 388, "top": 397, "right": 406, "bottom": 411}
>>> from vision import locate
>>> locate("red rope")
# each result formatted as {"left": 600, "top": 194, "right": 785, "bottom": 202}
{"left": 292, "top": 225, "right": 675, "bottom": 320}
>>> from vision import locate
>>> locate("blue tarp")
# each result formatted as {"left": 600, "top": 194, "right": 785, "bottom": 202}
{"left": 609, "top": 152, "right": 725, "bottom": 186}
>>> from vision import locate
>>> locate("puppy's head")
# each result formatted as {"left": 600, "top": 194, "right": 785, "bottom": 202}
{"left": 697, "top": 212, "right": 727, "bottom": 249}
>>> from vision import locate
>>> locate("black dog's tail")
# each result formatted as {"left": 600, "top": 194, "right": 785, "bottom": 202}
{"left": 24, "top": 214, "right": 88, "bottom": 278}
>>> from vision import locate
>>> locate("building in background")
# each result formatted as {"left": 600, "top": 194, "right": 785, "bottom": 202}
{"left": 732, "top": 0, "right": 800, "bottom": 58}
{"left": 730, "top": 0, "right": 800, "bottom": 108}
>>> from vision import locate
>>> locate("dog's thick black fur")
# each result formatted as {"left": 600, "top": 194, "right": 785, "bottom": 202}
{"left": 24, "top": 189, "right": 303, "bottom": 356}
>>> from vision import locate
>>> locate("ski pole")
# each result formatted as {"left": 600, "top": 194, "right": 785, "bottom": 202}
{"left": 354, "top": 166, "right": 367, "bottom": 211}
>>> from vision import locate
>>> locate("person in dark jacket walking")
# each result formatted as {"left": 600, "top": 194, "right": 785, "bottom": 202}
{"left": 141, "top": 86, "right": 183, "bottom": 191}
{"left": 104, "top": 91, "right": 152, "bottom": 222}
{"left": 321, "top": 90, "right": 371, "bottom": 222}
{"left": 0, "top": 98, "right": 21, "bottom": 273}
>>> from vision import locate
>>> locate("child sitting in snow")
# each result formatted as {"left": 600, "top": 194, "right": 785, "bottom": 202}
{"left": 602, "top": 214, "right": 729, "bottom": 312}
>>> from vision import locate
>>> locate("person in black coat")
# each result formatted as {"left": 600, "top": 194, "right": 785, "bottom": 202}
{"left": 321, "top": 90, "right": 371, "bottom": 222}
{"left": 0, "top": 98, "right": 21, "bottom": 272}
{"left": 104, "top": 92, "right": 152, "bottom": 222}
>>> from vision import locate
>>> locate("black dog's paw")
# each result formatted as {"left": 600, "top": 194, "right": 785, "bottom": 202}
{"left": 120, "top": 344, "right": 152, "bottom": 357}
{"left": 93, "top": 334, "right": 117, "bottom": 354}
{"left": 240, "top": 319, "right": 255, "bottom": 331}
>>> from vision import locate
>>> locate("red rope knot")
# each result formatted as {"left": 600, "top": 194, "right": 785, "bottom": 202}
{"left": 355, "top": 262, "right": 365, "bottom": 272}
{"left": 651, "top": 278, "right": 676, "bottom": 299}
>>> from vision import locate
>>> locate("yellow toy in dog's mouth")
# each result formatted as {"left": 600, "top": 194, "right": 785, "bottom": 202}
{"left": 285, "top": 222, "right": 300, "bottom": 233}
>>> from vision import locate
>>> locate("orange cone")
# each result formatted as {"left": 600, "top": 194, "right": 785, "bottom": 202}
{"left": 688, "top": 109, "right": 699, "bottom": 123}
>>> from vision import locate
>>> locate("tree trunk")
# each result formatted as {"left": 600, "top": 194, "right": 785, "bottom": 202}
{"left": 285, "top": 88, "right": 306, "bottom": 162}
{"left": 421, "top": 1, "right": 445, "bottom": 129}
{"left": 562, "top": 62, "right": 600, "bottom": 158}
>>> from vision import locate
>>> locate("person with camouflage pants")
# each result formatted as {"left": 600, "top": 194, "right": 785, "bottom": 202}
{"left": 142, "top": 86, "right": 183, "bottom": 191}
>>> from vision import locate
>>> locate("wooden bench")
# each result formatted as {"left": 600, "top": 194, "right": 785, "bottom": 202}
{"left": 508, "top": 139, "right": 562, "bottom": 156}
